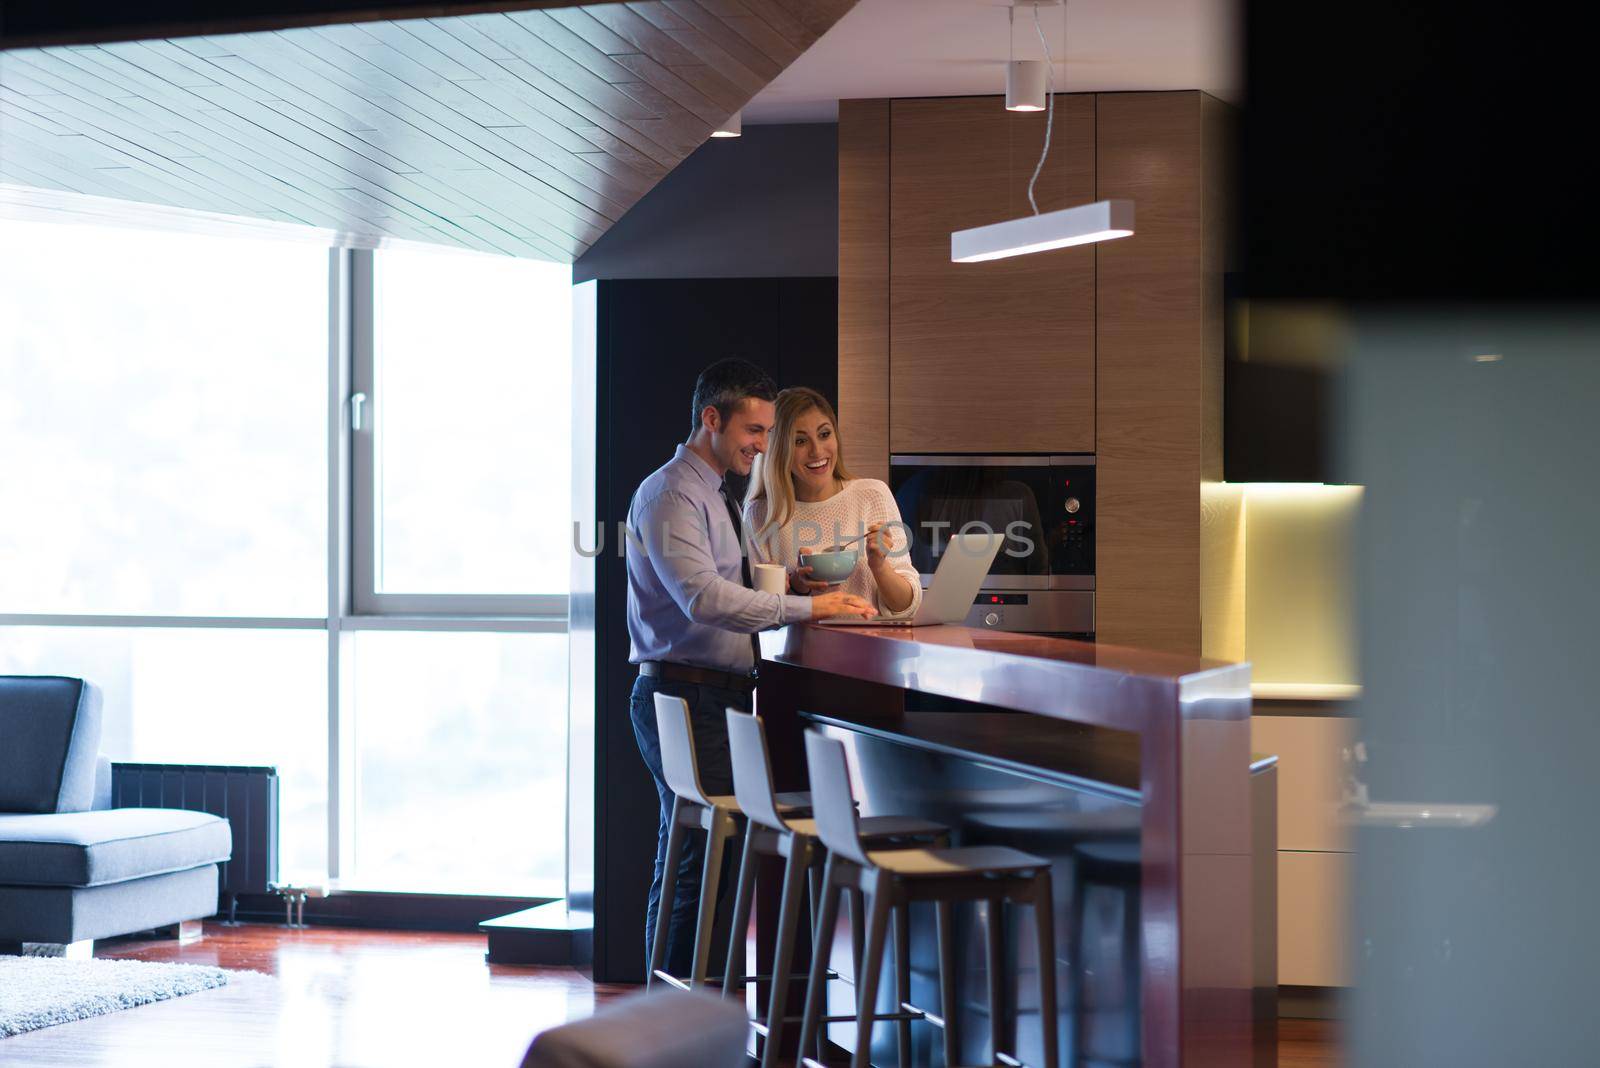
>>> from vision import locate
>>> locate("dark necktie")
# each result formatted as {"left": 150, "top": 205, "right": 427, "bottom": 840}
{"left": 720, "top": 483, "right": 764, "bottom": 676}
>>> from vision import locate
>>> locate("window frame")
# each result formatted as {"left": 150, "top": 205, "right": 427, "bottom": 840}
{"left": 348, "top": 249, "right": 569, "bottom": 619}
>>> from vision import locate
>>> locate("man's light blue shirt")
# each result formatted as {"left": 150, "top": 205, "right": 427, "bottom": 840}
{"left": 627, "top": 444, "right": 812, "bottom": 674}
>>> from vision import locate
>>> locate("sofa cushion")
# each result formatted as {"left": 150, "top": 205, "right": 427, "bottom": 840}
{"left": 0, "top": 676, "right": 103, "bottom": 814}
{"left": 0, "top": 809, "right": 232, "bottom": 888}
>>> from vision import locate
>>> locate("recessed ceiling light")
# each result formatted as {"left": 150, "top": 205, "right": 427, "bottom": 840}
{"left": 1473, "top": 353, "right": 1503, "bottom": 363}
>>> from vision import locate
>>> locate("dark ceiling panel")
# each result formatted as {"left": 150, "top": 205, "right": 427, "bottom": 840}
{"left": 0, "top": 0, "right": 856, "bottom": 260}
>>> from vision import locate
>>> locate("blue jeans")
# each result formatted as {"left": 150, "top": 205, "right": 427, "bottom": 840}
{"left": 629, "top": 672, "right": 750, "bottom": 980}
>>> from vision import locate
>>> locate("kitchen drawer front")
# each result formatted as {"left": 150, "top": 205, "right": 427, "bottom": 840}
{"left": 1252, "top": 714, "right": 1357, "bottom": 852}
{"left": 1278, "top": 850, "right": 1351, "bottom": 987}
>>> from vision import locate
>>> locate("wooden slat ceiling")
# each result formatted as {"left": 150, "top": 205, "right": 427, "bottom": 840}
{"left": 0, "top": 1, "right": 856, "bottom": 260}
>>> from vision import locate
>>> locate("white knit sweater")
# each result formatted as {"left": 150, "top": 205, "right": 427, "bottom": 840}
{"left": 744, "top": 479, "right": 923, "bottom": 619}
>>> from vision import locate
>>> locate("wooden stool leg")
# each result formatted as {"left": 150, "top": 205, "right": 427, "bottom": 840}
{"left": 1032, "top": 871, "right": 1060, "bottom": 1068}
{"left": 893, "top": 904, "right": 913, "bottom": 1068}
{"left": 761, "top": 838, "right": 812, "bottom": 1068}
{"left": 797, "top": 857, "right": 843, "bottom": 1062}
{"left": 723, "top": 829, "right": 761, "bottom": 1000}
{"left": 985, "top": 895, "right": 1006, "bottom": 1062}
{"left": 648, "top": 799, "right": 688, "bottom": 988}
{"left": 936, "top": 900, "right": 959, "bottom": 1068}
{"left": 691, "top": 811, "right": 733, "bottom": 990}
{"left": 852, "top": 883, "right": 894, "bottom": 1068}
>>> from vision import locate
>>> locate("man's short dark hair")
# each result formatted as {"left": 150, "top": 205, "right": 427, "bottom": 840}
{"left": 689, "top": 358, "right": 778, "bottom": 434}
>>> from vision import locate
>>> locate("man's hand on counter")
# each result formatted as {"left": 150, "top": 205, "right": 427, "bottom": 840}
{"left": 810, "top": 590, "right": 876, "bottom": 620}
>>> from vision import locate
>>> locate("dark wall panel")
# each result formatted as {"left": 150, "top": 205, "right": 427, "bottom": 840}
{"left": 590, "top": 276, "right": 835, "bottom": 982}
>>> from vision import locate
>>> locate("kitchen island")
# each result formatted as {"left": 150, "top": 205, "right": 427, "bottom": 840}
{"left": 754, "top": 623, "right": 1273, "bottom": 1067}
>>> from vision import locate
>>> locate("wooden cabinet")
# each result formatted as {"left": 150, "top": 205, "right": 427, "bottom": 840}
{"left": 838, "top": 99, "right": 892, "bottom": 482}
{"left": 887, "top": 95, "right": 1096, "bottom": 454}
{"left": 1096, "top": 91, "right": 1231, "bottom": 654}
{"left": 839, "top": 91, "right": 1231, "bottom": 650}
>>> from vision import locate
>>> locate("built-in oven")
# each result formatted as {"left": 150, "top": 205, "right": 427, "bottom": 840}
{"left": 889, "top": 454, "right": 1095, "bottom": 638}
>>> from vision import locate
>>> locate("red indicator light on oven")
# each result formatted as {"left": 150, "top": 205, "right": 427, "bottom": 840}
{"left": 990, "top": 596, "right": 1000, "bottom": 603}
{"left": 1068, "top": 520, "right": 1077, "bottom": 525}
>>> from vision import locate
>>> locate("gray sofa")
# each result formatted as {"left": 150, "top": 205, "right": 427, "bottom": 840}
{"left": 0, "top": 675, "right": 232, "bottom": 948}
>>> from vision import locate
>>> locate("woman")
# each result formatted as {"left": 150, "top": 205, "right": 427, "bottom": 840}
{"left": 745, "top": 387, "right": 922, "bottom": 618}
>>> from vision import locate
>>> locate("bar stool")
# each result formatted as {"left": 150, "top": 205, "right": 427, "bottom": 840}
{"left": 797, "top": 731, "right": 1060, "bottom": 1068}
{"left": 1067, "top": 841, "right": 1141, "bottom": 1066}
{"left": 723, "top": 709, "right": 951, "bottom": 1068}
{"left": 647, "top": 693, "right": 813, "bottom": 993}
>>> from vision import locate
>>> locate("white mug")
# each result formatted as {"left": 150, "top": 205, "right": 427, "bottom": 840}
{"left": 752, "top": 562, "right": 787, "bottom": 595}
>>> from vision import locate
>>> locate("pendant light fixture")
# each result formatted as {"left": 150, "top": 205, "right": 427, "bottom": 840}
{"left": 1005, "top": 6, "right": 1046, "bottom": 111}
{"left": 953, "top": 1, "right": 1135, "bottom": 263}
{"left": 711, "top": 110, "right": 742, "bottom": 138}
{"left": 953, "top": 198, "right": 1134, "bottom": 262}
{"left": 1007, "top": 61, "right": 1047, "bottom": 112}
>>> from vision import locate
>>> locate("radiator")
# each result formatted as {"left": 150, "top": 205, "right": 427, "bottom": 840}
{"left": 111, "top": 763, "right": 280, "bottom": 898}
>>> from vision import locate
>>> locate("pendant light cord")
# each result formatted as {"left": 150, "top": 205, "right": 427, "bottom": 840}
{"left": 1026, "top": 2, "right": 1058, "bottom": 216}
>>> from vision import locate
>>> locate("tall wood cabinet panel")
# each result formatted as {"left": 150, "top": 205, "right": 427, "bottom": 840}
{"left": 839, "top": 91, "right": 1231, "bottom": 651}
{"left": 887, "top": 95, "right": 1096, "bottom": 454}
{"left": 837, "top": 99, "right": 891, "bottom": 482}
{"left": 1096, "top": 91, "right": 1227, "bottom": 654}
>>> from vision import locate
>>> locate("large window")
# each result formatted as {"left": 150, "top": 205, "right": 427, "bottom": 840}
{"left": 0, "top": 219, "right": 326, "bottom": 616}
{"left": 0, "top": 214, "right": 574, "bottom": 897}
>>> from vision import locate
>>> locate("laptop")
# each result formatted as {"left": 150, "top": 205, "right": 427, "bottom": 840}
{"left": 818, "top": 531, "right": 1004, "bottom": 627}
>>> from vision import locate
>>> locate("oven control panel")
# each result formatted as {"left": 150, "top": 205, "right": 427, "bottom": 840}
{"left": 964, "top": 590, "right": 1094, "bottom": 636}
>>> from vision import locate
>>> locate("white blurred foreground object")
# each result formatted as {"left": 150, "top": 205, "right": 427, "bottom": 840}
{"left": 520, "top": 987, "right": 749, "bottom": 1068}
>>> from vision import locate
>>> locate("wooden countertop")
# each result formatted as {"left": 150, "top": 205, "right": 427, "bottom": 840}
{"left": 759, "top": 623, "right": 1250, "bottom": 735}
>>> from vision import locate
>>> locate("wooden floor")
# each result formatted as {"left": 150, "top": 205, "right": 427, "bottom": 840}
{"left": 0, "top": 925, "right": 1340, "bottom": 1066}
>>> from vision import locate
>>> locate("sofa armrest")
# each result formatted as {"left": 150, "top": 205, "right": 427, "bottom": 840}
{"left": 93, "top": 755, "right": 113, "bottom": 810}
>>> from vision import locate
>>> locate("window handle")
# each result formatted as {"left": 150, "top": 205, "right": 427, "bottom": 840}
{"left": 349, "top": 392, "right": 368, "bottom": 432}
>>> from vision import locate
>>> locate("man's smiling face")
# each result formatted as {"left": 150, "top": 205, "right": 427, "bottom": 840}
{"left": 707, "top": 397, "right": 774, "bottom": 478}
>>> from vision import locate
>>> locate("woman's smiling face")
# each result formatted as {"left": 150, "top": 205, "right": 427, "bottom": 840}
{"left": 788, "top": 405, "right": 838, "bottom": 496}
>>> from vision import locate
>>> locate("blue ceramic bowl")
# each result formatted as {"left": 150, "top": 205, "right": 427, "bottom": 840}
{"left": 800, "top": 548, "right": 859, "bottom": 583}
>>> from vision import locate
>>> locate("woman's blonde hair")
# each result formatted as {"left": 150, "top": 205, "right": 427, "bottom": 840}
{"left": 749, "top": 386, "right": 853, "bottom": 534}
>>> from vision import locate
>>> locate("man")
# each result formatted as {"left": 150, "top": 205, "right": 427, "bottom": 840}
{"left": 626, "top": 358, "right": 874, "bottom": 977}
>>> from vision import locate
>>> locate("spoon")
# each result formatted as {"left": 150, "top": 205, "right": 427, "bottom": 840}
{"left": 818, "top": 531, "right": 870, "bottom": 552}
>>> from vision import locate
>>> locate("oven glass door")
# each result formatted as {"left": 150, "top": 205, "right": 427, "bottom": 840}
{"left": 890, "top": 455, "right": 1093, "bottom": 590}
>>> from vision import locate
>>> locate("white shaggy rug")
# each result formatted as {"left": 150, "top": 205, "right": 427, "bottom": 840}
{"left": 0, "top": 954, "right": 233, "bottom": 1038}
